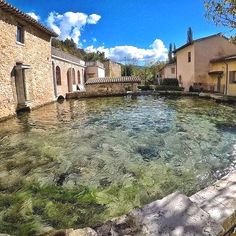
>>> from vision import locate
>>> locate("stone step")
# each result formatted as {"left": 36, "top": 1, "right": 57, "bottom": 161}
{"left": 95, "top": 191, "right": 224, "bottom": 236}
{"left": 190, "top": 170, "right": 236, "bottom": 234}
{"left": 6, "top": 171, "right": 236, "bottom": 236}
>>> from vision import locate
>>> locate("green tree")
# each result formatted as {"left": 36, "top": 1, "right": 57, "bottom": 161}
{"left": 173, "top": 44, "right": 177, "bottom": 63}
{"left": 173, "top": 44, "right": 176, "bottom": 52}
{"left": 52, "top": 38, "right": 86, "bottom": 59}
{"left": 83, "top": 51, "right": 106, "bottom": 62}
{"left": 187, "top": 27, "right": 193, "bottom": 43}
{"left": 64, "top": 38, "right": 77, "bottom": 50}
{"left": 51, "top": 38, "right": 107, "bottom": 62}
{"left": 205, "top": 0, "right": 236, "bottom": 28}
{"left": 168, "top": 44, "right": 173, "bottom": 63}
{"left": 230, "top": 35, "right": 236, "bottom": 43}
{"left": 122, "top": 64, "right": 134, "bottom": 76}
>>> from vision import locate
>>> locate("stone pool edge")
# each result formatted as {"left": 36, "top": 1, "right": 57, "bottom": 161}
{"left": 42, "top": 170, "right": 236, "bottom": 236}
{"left": 1, "top": 90, "right": 235, "bottom": 124}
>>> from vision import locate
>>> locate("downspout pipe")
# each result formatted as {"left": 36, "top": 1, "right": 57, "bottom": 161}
{"left": 224, "top": 61, "right": 229, "bottom": 95}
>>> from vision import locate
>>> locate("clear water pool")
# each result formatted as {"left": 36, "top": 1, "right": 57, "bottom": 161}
{"left": 1, "top": 95, "right": 236, "bottom": 235}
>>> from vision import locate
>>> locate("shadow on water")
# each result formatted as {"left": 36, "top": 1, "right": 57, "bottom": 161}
{"left": 216, "top": 122, "right": 236, "bottom": 134}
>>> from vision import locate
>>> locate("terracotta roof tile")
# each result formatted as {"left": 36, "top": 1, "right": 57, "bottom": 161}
{"left": 210, "top": 54, "right": 236, "bottom": 63}
{"left": 0, "top": 0, "right": 57, "bottom": 37}
{"left": 86, "top": 76, "right": 141, "bottom": 85}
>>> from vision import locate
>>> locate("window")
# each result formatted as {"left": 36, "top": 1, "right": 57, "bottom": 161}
{"left": 56, "top": 66, "right": 61, "bottom": 85}
{"left": 17, "top": 24, "right": 24, "bottom": 44}
{"left": 171, "top": 67, "right": 175, "bottom": 74}
{"left": 229, "top": 71, "right": 236, "bottom": 83}
{"left": 188, "top": 52, "right": 191, "bottom": 63}
{"left": 179, "top": 75, "right": 182, "bottom": 85}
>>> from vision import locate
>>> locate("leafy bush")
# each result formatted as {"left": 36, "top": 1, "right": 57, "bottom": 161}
{"left": 155, "top": 85, "right": 184, "bottom": 91}
{"left": 138, "top": 84, "right": 184, "bottom": 91}
{"left": 161, "top": 78, "right": 179, "bottom": 86}
{"left": 138, "top": 85, "right": 154, "bottom": 91}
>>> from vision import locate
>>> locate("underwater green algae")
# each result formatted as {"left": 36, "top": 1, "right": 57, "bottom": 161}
{"left": 0, "top": 96, "right": 236, "bottom": 235}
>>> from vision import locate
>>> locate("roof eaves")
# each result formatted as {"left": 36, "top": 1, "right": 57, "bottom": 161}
{"left": 210, "top": 54, "right": 236, "bottom": 63}
{"left": 174, "top": 33, "right": 222, "bottom": 53}
{"left": 0, "top": 0, "right": 58, "bottom": 37}
{"left": 85, "top": 76, "right": 141, "bottom": 85}
{"left": 174, "top": 42, "right": 192, "bottom": 53}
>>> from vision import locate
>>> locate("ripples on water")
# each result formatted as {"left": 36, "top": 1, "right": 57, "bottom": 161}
{"left": 1, "top": 95, "right": 236, "bottom": 235}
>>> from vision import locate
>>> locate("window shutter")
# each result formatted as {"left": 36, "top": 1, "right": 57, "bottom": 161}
{"left": 229, "top": 71, "right": 236, "bottom": 83}
{"left": 229, "top": 71, "right": 233, "bottom": 83}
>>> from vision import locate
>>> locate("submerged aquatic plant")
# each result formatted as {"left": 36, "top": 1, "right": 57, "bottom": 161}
{"left": 0, "top": 96, "right": 236, "bottom": 235}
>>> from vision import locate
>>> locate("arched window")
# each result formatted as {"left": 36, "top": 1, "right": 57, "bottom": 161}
{"left": 56, "top": 66, "right": 61, "bottom": 85}
{"left": 72, "top": 68, "right": 76, "bottom": 84}
{"left": 78, "top": 70, "right": 81, "bottom": 84}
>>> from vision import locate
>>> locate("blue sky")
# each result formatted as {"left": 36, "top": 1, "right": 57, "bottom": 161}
{"left": 8, "top": 0, "right": 233, "bottom": 63}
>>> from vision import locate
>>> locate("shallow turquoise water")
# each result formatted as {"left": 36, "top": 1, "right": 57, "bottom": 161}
{"left": 0, "top": 95, "right": 236, "bottom": 235}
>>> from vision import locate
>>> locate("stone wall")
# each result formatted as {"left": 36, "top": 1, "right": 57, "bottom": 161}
{"left": 85, "top": 82, "right": 139, "bottom": 96}
{"left": 103, "top": 60, "right": 121, "bottom": 77}
{"left": 0, "top": 9, "right": 54, "bottom": 119}
{"left": 85, "top": 65, "right": 105, "bottom": 79}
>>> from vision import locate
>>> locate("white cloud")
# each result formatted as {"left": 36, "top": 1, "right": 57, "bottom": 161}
{"left": 85, "top": 39, "right": 168, "bottom": 63}
{"left": 47, "top": 11, "right": 101, "bottom": 45}
{"left": 27, "top": 12, "right": 40, "bottom": 21}
{"left": 92, "top": 37, "right": 97, "bottom": 42}
{"left": 47, "top": 12, "right": 61, "bottom": 35}
{"left": 87, "top": 14, "right": 101, "bottom": 24}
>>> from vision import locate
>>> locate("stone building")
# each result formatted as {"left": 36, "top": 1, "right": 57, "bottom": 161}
{"left": 85, "top": 61, "right": 105, "bottom": 79}
{"left": 85, "top": 76, "right": 141, "bottom": 96}
{"left": 175, "top": 34, "right": 236, "bottom": 92}
{"left": 52, "top": 47, "right": 86, "bottom": 98}
{"left": 0, "top": 0, "right": 57, "bottom": 120}
{"left": 103, "top": 60, "right": 121, "bottom": 77}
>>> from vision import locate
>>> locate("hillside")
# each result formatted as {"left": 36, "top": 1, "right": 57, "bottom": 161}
{"left": 52, "top": 38, "right": 107, "bottom": 62}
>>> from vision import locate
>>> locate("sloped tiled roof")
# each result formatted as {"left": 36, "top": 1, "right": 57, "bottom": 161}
{"left": 0, "top": 0, "right": 57, "bottom": 37}
{"left": 210, "top": 54, "right": 236, "bottom": 63}
{"left": 174, "top": 34, "right": 227, "bottom": 53}
{"left": 86, "top": 76, "right": 141, "bottom": 85}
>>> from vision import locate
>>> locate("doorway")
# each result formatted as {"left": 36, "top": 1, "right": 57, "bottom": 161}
{"left": 52, "top": 62, "right": 57, "bottom": 98}
{"left": 15, "top": 63, "right": 27, "bottom": 107}
{"left": 217, "top": 75, "right": 221, "bottom": 93}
